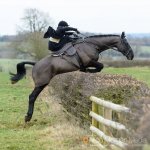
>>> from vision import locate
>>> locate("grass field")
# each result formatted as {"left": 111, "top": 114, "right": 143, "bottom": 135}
{"left": 0, "top": 72, "right": 48, "bottom": 150}
{"left": 141, "top": 46, "right": 150, "bottom": 52}
{"left": 0, "top": 72, "right": 96, "bottom": 150}
{"left": 0, "top": 42, "right": 10, "bottom": 49}
{"left": 0, "top": 58, "right": 150, "bottom": 86}
{"left": 0, "top": 59, "right": 26, "bottom": 72}
{"left": 103, "top": 67, "right": 150, "bottom": 87}
{"left": 0, "top": 58, "right": 150, "bottom": 149}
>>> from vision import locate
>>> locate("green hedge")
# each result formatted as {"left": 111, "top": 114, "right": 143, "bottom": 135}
{"left": 49, "top": 72, "right": 150, "bottom": 128}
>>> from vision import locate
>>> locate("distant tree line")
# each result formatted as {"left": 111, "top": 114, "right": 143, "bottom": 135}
{"left": 0, "top": 35, "right": 15, "bottom": 42}
{"left": 0, "top": 8, "right": 150, "bottom": 60}
{"left": 128, "top": 37, "right": 150, "bottom": 46}
{"left": 1, "top": 34, "right": 150, "bottom": 46}
{"left": 1, "top": 34, "right": 150, "bottom": 60}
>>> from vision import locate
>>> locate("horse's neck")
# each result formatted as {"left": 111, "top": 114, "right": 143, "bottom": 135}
{"left": 87, "top": 36, "right": 120, "bottom": 52}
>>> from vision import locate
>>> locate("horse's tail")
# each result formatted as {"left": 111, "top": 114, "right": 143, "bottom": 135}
{"left": 10, "top": 61, "right": 36, "bottom": 84}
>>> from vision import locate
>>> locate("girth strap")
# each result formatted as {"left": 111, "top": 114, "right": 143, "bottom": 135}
{"left": 75, "top": 52, "right": 86, "bottom": 71}
{"left": 59, "top": 51, "right": 85, "bottom": 71}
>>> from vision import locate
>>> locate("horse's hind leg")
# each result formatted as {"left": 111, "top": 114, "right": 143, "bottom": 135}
{"left": 25, "top": 84, "right": 47, "bottom": 122}
{"left": 86, "top": 60, "right": 104, "bottom": 73}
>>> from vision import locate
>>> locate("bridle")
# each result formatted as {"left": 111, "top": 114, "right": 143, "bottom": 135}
{"left": 120, "top": 38, "right": 132, "bottom": 57}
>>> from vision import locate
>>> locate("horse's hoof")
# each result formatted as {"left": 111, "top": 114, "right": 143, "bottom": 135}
{"left": 11, "top": 80, "right": 17, "bottom": 84}
{"left": 80, "top": 69, "right": 87, "bottom": 72}
{"left": 25, "top": 115, "right": 32, "bottom": 122}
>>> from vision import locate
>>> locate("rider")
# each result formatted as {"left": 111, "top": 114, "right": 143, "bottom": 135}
{"left": 43, "top": 21, "right": 80, "bottom": 51}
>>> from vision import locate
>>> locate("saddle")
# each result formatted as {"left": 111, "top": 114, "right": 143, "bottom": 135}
{"left": 50, "top": 41, "right": 85, "bottom": 71}
{"left": 51, "top": 42, "right": 76, "bottom": 57}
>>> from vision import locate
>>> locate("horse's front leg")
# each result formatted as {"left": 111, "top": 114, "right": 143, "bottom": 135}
{"left": 86, "top": 60, "right": 104, "bottom": 73}
{"left": 25, "top": 84, "right": 47, "bottom": 122}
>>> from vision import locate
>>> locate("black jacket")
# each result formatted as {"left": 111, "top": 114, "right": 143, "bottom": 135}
{"left": 44, "top": 26, "right": 78, "bottom": 51}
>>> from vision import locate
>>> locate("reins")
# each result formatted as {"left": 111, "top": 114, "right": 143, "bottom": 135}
{"left": 76, "top": 33, "right": 119, "bottom": 51}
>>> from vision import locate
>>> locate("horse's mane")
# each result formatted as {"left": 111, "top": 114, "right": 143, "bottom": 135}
{"left": 87, "top": 34, "right": 120, "bottom": 38}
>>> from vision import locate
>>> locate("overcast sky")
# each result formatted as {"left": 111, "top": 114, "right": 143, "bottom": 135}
{"left": 0, "top": 0, "right": 150, "bottom": 35}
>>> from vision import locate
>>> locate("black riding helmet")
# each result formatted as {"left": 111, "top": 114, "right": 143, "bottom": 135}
{"left": 58, "top": 21, "right": 69, "bottom": 27}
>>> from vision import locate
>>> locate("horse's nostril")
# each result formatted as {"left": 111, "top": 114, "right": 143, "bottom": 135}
{"left": 129, "top": 53, "right": 134, "bottom": 60}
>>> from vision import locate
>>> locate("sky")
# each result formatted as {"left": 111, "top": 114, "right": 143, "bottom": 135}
{"left": 0, "top": 0, "right": 150, "bottom": 35}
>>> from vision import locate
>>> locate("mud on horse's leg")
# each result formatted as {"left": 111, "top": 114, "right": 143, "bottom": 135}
{"left": 25, "top": 84, "right": 47, "bottom": 122}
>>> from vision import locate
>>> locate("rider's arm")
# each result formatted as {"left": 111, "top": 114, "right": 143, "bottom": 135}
{"left": 43, "top": 31, "right": 49, "bottom": 38}
{"left": 65, "top": 31, "right": 75, "bottom": 35}
{"left": 43, "top": 26, "right": 54, "bottom": 38}
{"left": 59, "top": 26, "right": 79, "bottom": 33}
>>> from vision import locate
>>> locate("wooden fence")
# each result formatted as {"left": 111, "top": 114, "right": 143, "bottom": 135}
{"left": 89, "top": 96, "right": 131, "bottom": 150}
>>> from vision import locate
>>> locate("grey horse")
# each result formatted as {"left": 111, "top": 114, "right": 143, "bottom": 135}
{"left": 10, "top": 32, "right": 134, "bottom": 122}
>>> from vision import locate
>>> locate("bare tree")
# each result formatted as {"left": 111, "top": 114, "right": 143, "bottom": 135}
{"left": 13, "top": 8, "right": 54, "bottom": 60}
{"left": 21, "top": 8, "right": 53, "bottom": 33}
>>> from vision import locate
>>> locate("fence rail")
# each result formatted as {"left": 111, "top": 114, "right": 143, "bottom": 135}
{"left": 89, "top": 96, "right": 130, "bottom": 150}
{"left": 89, "top": 111, "right": 127, "bottom": 131}
{"left": 90, "top": 96, "right": 130, "bottom": 113}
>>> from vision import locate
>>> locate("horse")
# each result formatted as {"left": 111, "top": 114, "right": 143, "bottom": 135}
{"left": 10, "top": 32, "right": 134, "bottom": 122}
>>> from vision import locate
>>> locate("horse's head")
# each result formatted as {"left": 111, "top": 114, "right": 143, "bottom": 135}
{"left": 117, "top": 32, "right": 134, "bottom": 60}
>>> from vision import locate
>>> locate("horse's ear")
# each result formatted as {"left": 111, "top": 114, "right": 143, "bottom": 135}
{"left": 121, "top": 32, "right": 126, "bottom": 39}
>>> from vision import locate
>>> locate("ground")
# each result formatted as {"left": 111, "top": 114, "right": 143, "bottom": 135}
{"left": 103, "top": 67, "right": 150, "bottom": 87}
{"left": 0, "top": 72, "right": 98, "bottom": 150}
{"left": 0, "top": 59, "right": 150, "bottom": 149}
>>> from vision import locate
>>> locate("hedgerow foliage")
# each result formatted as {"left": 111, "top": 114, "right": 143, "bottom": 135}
{"left": 49, "top": 72, "right": 150, "bottom": 127}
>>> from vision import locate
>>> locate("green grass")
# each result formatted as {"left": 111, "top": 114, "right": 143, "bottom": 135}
{"left": 0, "top": 72, "right": 95, "bottom": 150}
{"left": 102, "top": 67, "right": 150, "bottom": 87}
{"left": 0, "top": 58, "right": 150, "bottom": 149}
{"left": 0, "top": 72, "right": 54, "bottom": 150}
{"left": 0, "top": 58, "right": 26, "bottom": 73}
{"left": 132, "top": 45, "right": 150, "bottom": 53}
{"left": 141, "top": 46, "right": 150, "bottom": 52}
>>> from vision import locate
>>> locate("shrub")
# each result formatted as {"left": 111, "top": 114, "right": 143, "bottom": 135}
{"left": 49, "top": 72, "right": 150, "bottom": 128}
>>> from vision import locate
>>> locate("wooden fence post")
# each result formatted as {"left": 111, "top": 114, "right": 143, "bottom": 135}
{"left": 92, "top": 101, "right": 99, "bottom": 128}
{"left": 104, "top": 108, "right": 112, "bottom": 136}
